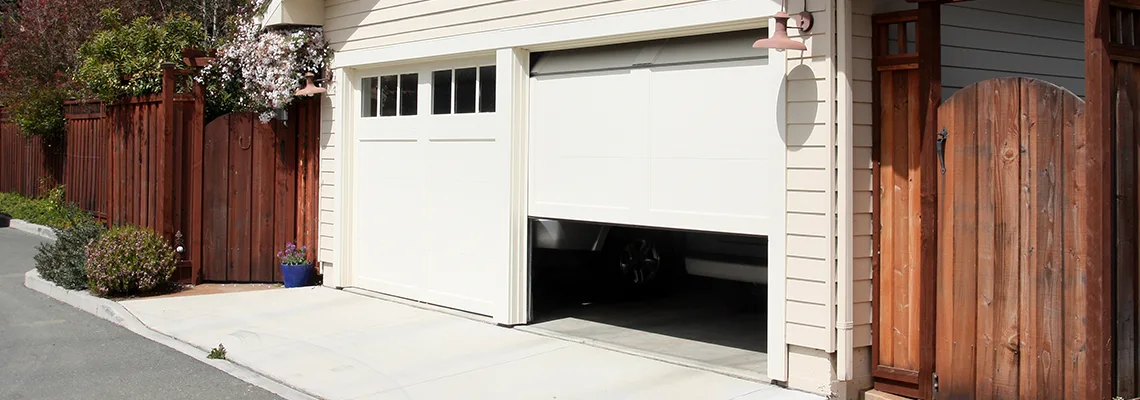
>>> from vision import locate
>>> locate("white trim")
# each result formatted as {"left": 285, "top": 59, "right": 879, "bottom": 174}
{"left": 499, "top": 48, "right": 531, "bottom": 325}
{"left": 337, "top": 67, "right": 354, "bottom": 288}
{"left": 836, "top": 0, "right": 855, "bottom": 381}
{"left": 767, "top": 19, "right": 789, "bottom": 382}
{"left": 826, "top": 1, "right": 839, "bottom": 356}
{"left": 258, "top": 0, "right": 283, "bottom": 29}
{"left": 332, "top": 0, "right": 778, "bottom": 69}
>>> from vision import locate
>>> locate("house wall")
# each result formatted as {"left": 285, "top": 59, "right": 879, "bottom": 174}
{"left": 324, "top": 0, "right": 709, "bottom": 53}
{"left": 852, "top": 0, "right": 875, "bottom": 363}
{"left": 873, "top": 0, "right": 1085, "bottom": 98}
{"left": 784, "top": 0, "right": 837, "bottom": 357}
{"left": 313, "top": 0, "right": 846, "bottom": 394}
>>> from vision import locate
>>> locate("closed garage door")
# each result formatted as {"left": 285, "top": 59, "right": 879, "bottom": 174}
{"left": 351, "top": 59, "right": 505, "bottom": 316}
{"left": 529, "top": 30, "right": 778, "bottom": 236}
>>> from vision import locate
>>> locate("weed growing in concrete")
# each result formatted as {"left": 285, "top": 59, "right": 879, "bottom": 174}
{"left": 207, "top": 344, "right": 227, "bottom": 360}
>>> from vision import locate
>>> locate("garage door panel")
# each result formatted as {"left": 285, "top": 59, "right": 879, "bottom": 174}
{"left": 531, "top": 72, "right": 648, "bottom": 158}
{"left": 530, "top": 58, "right": 775, "bottom": 235}
{"left": 532, "top": 156, "right": 643, "bottom": 210}
{"left": 421, "top": 114, "right": 499, "bottom": 141}
{"left": 647, "top": 61, "right": 770, "bottom": 160}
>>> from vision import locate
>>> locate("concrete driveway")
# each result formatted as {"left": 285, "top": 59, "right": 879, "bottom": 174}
{"left": 0, "top": 227, "right": 281, "bottom": 400}
{"left": 121, "top": 286, "right": 824, "bottom": 400}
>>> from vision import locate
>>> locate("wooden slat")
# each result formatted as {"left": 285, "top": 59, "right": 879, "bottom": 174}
{"left": 203, "top": 115, "right": 230, "bottom": 281}
{"left": 992, "top": 78, "right": 1021, "bottom": 399}
{"left": 1116, "top": 61, "right": 1140, "bottom": 398}
{"left": 308, "top": 99, "right": 321, "bottom": 266}
{"left": 879, "top": 69, "right": 897, "bottom": 370}
{"left": 228, "top": 113, "right": 253, "bottom": 282}
{"left": 251, "top": 119, "right": 276, "bottom": 282}
{"left": 275, "top": 116, "right": 298, "bottom": 283}
{"left": 190, "top": 83, "right": 206, "bottom": 284}
{"left": 1083, "top": 1, "right": 1116, "bottom": 398}
{"left": 903, "top": 68, "right": 921, "bottom": 371}
{"left": 948, "top": 82, "right": 979, "bottom": 400}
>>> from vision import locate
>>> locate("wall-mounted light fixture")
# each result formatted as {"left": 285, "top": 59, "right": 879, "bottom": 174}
{"left": 295, "top": 72, "right": 327, "bottom": 96}
{"left": 752, "top": 0, "right": 813, "bottom": 51}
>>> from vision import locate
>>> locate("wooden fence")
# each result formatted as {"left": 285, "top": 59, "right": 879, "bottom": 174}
{"left": 63, "top": 101, "right": 109, "bottom": 220}
{"left": 0, "top": 114, "right": 65, "bottom": 199}
{"left": 0, "top": 64, "right": 321, "bottom": 284}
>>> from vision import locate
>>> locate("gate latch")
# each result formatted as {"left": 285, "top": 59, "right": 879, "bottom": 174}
{"left": 936, "top": 128, "right": 949, "bottom": 174}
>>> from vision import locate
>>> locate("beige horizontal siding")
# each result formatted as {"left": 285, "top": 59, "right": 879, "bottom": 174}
{"left": 318, "top": 91, "right": 338, "bottom": 266}
{"left": 324, "top": 0, "right": 707, "bottom": 53}
{"left": 852, "top": 5, "right": 874, "bottom": 349}
{"left": 783, "top": 0, "right": 834, "bottom": 353}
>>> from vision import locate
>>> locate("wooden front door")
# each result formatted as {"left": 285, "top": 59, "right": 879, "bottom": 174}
{"left": 934, "top": 77, "right": 1091, "bottom": 399}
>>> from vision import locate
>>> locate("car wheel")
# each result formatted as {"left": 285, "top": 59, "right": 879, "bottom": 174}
{"left": 600, "top": 230, "right": 681, "bottom": 298}
{"left": 617, "top": 238, "right": 662, "bottom": 285}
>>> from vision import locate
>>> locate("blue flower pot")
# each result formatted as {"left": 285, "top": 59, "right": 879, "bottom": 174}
{"left": 281, "top": 263, "right": 313, "bottom": 288}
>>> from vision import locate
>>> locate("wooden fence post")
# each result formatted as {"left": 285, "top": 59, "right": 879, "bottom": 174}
{"left": 189, "top": 73, "right": 205, "bottom": 284}
{"left": 160, "top": 63, "right": 176, "bottom": 241}
{"left": 1085, "top": 1, "right": 1115, "bottom": 399}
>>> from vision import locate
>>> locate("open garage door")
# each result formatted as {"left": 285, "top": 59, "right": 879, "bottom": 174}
{"left": 350, "top": 59, "right": 506, "bottom": 317}
{"left": 528, "top": 30, "right": 779, "bottom": 236}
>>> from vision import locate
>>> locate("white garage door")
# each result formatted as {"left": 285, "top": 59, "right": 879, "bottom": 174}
{"left": 351, "top": 59, "right": 506, "bottom": 317}
{"left": 529, "top": 30, "right": 779, "bottom": 236}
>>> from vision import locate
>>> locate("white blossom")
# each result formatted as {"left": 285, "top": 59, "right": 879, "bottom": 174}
{"left": 202, "top": 0, "right": 332, "bottom": 122}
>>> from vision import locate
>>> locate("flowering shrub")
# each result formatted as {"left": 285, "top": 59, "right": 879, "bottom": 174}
{"left": 35, "top": 223, "right": 107, "bottom": 290}
{"left": 85, "top": 226, "right": 178, "bottom": 296}
{"left": 277, "top": 242, "right": 310, "bottom": 266}
{"left": 200, "top": 0, "right": 332, "bottom": 122}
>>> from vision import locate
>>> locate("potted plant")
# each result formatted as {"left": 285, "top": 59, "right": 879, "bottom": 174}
{"left": 277, "top": 242, "right": 313, "bottom": 288}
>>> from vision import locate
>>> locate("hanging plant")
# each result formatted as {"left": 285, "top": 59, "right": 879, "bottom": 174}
{"left": 199, "top": 0, "right": 332, "bottom": 122}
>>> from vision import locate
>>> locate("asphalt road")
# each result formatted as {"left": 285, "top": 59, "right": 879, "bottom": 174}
{"left": 0, "top": 227, "right": 282, "bottom": 400}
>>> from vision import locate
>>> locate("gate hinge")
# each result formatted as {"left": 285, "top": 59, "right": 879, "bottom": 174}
{"left": 932, "top": 372, "right": 939, "bottom": 399}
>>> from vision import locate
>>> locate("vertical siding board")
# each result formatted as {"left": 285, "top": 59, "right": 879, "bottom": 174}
{"left": 1017, "top": 79, "right": 1037, "bottom": 400}
{"left": 892, "top": 69, "right": 912, "bottom": 371}
{"left": 1034, "top": 78, "right": 1065, "bottom": 397}
{"left": 879, "top": 69, "right": 896, "bottom": 369}
{"left": 203, "top": 116, "right": 230, "bottom": 281}
{"left": 974, "top": 79, "right": 997, "bottom": 400}
{"left": 251, "top": 120, "right": 276, "bottom": 282}
{"left": 1115, "top": 62, "right": 1139, "bottom": 397}
{"left": 309, "top": 99, "right": 321, "bottom": 265}
{"left": 1065, "top": 88, "right": 1081, "bottom": 400}
{"left": 274, "top": 116, "right": 298, "bottom": 283}
{"left": 950, "top": 83, "right": 979, "bottom": 399}
{"left": 991, "top": 78, "right": 1021, "bottom": 399}
{"left": 903, "top": 69, "right": 923, "bottom": 371}
{"left": 229, "top": 114, "right": 253, "bottom": 282}
{"left": 935, "top": 82, "right": 960, "bottom": 398}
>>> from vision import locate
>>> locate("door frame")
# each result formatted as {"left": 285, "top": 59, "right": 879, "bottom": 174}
{"left": 338, "top": 54, "right": 532, "bottom": 325}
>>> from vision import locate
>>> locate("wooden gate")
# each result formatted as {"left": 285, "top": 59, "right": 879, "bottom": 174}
{"left": 934, "top": 78, "right": 1099, "bottom": 399}
{"left": 198, "top": 98, "right": 320, "bottom": 282}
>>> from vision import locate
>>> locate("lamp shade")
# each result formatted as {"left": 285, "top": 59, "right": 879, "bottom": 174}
{"left": 295, "top": 72, "right": 327, "bottom": 96}
{"left": 752, "top": 12, "right": 807, "bottom": 51}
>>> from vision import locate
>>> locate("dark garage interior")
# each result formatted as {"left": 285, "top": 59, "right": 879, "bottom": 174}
{"left": 526, "top": 223, "right": 770, "bottom": 380}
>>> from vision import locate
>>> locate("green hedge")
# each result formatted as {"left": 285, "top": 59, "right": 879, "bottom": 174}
{"left": 0, "top": 187, "right": 95, "bottom": 229}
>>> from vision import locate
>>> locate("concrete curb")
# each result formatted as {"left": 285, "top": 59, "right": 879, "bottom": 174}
{"left": 7, "top": 219, "right": 57, "bottom": 241}
{"left": 23, "top": 270, "right": 319, "bottom": 400}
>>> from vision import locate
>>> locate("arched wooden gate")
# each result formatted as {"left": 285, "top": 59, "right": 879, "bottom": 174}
{"left": 933, "top": 78, "right": 1091, "bottom": 399}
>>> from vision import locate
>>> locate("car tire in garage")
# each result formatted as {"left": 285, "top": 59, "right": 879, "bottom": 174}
{"left": 596, "top": 228, "right": 685, "bottom": 301}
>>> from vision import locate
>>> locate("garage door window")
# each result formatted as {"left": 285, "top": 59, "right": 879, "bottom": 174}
{"left": 362, "top": 74, "right": 418, "bottom": 117}
{"left": 431, "top": 66, "right": 496, "bottom": 115}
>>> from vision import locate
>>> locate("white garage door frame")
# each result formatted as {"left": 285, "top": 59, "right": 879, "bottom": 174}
{"left": 331, "top": 4, "right": 789, "bottom": 379}
{"left": 339, "top": 52, "right": 532, "bottom": 325}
